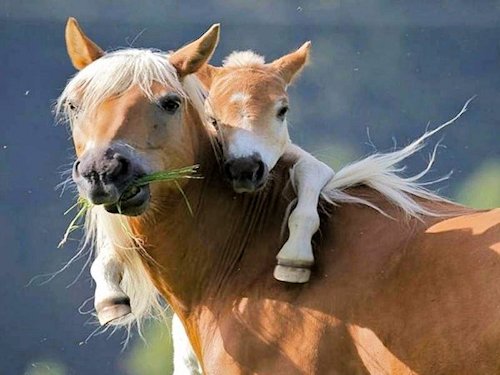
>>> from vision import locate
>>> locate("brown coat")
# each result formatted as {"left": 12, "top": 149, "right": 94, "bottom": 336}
{"left": 134, "top": 146, "right": 500, "bottom": 375}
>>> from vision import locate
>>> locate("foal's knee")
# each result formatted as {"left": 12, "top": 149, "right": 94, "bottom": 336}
{"left": 288, "top": 207, "right": 320, "bottom": 235}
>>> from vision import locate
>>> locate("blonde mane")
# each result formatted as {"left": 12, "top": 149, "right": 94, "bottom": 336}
{"left": 222, "top": 50, "right": 266, "bottom": 68}
{"left": 56, "top": 48, "right": 206, "bottom": 124}
{"left": 57, "top": 47, "right": 473, "bottom": 335}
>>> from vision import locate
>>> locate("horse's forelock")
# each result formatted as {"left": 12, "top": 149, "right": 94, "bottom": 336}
{"left": 56, "top": 48, "right": 207, "bottom": 127}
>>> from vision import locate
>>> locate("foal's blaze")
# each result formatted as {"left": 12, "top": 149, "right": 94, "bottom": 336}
{"left": 63, "top": 18, "right": 219, "bottom": 215}
{"left": 201, "top": 42, "right": 311, "bottom": 193}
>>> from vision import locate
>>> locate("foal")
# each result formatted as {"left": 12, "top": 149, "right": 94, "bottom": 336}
{"left": 200, "top": 45, "right": 334, "bottom": 284}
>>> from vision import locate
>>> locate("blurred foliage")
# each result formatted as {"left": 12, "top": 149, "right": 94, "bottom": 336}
{"left": 455, "top": 159, "right": 500, "bottom": 209}
{"left": 125, "top": 318, "right": 174, "bottom": 375}
{"left": 24, "top": 360, "right": 67, "bottom": 375}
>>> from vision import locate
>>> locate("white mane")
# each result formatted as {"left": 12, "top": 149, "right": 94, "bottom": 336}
{"left": 222, "top": 50, "right": 266, "bottom": 68}
{"left": 57, "top": 47, "right": 473, "bottom": 335}
{"left": 56, "top": 48, "right": 206, "bottom": 124}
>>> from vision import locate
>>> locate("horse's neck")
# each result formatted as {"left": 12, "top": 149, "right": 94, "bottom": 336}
{"left": 134, "top": 120, "right": 296, "bottom": 315}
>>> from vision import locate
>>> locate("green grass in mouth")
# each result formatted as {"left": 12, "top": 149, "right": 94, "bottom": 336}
{"left": 59, "top": 165, "right": 201, "bottom": 248}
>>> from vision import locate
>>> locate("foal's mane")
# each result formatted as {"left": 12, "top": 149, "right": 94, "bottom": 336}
{"left": 57, "top": 47, "right": 472, "bottom": 334}
{"left": 222, "top": 50, "right": 266, "bottom": 68}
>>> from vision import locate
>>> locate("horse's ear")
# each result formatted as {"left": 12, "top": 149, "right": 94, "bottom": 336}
{"left": 196, "top": 64, "right": 222, "bottom": 89}
{"left": 269, "top": 41, "right": 311, "bottom": 85}
{"left": 170, "top": 24, "right": 220, "bottom": 78}
{"left": 65, "top": 17, "right": 104, "bottom": 70}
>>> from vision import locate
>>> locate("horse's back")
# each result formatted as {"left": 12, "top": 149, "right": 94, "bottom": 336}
{"left": 307, "top": 202, "right": 500, "bottom": 374}
{"left": 199, "top": 194, "right": 500, "bottom": 374}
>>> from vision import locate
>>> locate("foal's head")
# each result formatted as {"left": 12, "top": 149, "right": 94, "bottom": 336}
{"left": 200, "top": 43, "right": 310, "bottom": 193}
{"left": 58, "top": 18, "right": 219, "bottom": 216}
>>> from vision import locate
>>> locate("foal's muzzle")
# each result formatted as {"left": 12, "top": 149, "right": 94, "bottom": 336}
{"left": 224, "top": 154, "right": 269, "bottom": 193}
{"left": 73, "top": 144, "right": 150, "bottom": 216}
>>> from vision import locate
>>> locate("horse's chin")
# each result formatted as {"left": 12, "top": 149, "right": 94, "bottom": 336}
{"left": 104, "top": 185, "right": 151, "bottom": 216}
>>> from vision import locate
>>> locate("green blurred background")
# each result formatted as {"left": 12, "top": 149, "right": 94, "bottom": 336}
{"left": 1, "top": 1, "right": 499, "bottom": 374}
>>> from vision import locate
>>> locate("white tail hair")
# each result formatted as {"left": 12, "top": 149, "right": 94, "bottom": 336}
{"left": 318, "top": 97, "right": 474, "bottom": 217}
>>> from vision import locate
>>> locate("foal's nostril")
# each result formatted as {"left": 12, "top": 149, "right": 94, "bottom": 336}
{"left": 224, "top": 156, "right": 268, "bottom": 192}
{"left": 224, "top": 157, "right": 266, "bottom": 183}
{"left": 224, "top": 160, "right": 235, "bottom": 180}
{"left": 254, "top": 160, "right": 266, "bottom": 182}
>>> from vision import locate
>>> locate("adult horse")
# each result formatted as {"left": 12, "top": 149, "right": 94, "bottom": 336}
{"left": 59, "top": 19, "right": 500, "bottom": 374}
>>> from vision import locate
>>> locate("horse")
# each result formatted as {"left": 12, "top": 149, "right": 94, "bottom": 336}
{"left": 58, "top": 18, "right": 500, "bottom": 374}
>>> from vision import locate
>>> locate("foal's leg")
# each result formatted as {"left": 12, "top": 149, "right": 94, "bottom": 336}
{"left": 172, "top": 313, "right": 202, "bottom": 375}
{"left": 274, "top": 145, "right": 334, "bottom": 283}
{"left": 90, "top": 246, "right": 132, "bottom": 325}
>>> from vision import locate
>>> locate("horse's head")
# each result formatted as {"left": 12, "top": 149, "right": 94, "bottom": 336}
{"left": 199, "top": 43, "right": 310, "bottom": 193}
{"left": 60, "top": 18, "right": 219, "bottom": 215}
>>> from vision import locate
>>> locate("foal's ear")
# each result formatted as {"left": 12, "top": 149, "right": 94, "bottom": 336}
{"left": 65, "top": 17, "right": 104, "bottom": 70}
{"left": 196, "top": 64, "right": 222, "bottom": 89}
{"left": 170, "top": 24, "right": 220, "bottom": 78}
{"left": 270, "top": 41, "right": 311, "bottom": 85}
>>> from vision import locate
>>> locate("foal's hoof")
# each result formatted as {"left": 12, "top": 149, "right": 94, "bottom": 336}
{"left": 274, "top": 265, "right": 311, "bottom": 283}
{"left": 96, "top": 297, "right": 132, "bottom": 326}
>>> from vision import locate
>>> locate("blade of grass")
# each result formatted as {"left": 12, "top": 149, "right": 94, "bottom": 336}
{"left": 59, "top": 197, "right": 92, "bottom": 248}
{"left": 174, "top": 180, "right": 194, "bottom": 216}
{"left": 132, "top": 165, "right": 201, "bottom": 188}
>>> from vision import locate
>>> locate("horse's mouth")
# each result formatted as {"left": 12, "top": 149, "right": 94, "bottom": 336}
{"left": 104, "top": 185, "right": 150, "bottom": 216}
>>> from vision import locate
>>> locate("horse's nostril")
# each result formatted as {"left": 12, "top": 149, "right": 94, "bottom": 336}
{"left": 113, "top": 153, "right": 126, "bottom": 163}
{"left": 108, "top": 153, "right": 129, "bottom": 178}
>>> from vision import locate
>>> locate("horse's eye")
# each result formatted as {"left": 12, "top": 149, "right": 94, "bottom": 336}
{"left": 277, "top": 105, "right": 289, "bottom": 120}
{"left": 158, "top": 94, "right": 181, "bottom": 114}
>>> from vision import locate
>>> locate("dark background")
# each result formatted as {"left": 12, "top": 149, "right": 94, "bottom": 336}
{"left": 1, "top": 1, "right": 499, "bottom": 374}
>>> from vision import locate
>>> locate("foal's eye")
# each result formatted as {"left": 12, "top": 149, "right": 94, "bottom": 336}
{"left": 277, "top": 105, "right": 289, "bottom": 120}
{"left": 208, "top": 116, "right": 219, "bottom": 129}
{"left": 158, "top": 94, "right": 181, "bottom": 114}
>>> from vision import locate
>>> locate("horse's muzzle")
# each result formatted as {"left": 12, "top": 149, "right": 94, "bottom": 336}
{"left": 224, "top": 154, "right": 269, "bottom": 193}
{"left": 73, "top": 144, "right": 150, "bottom": 216}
